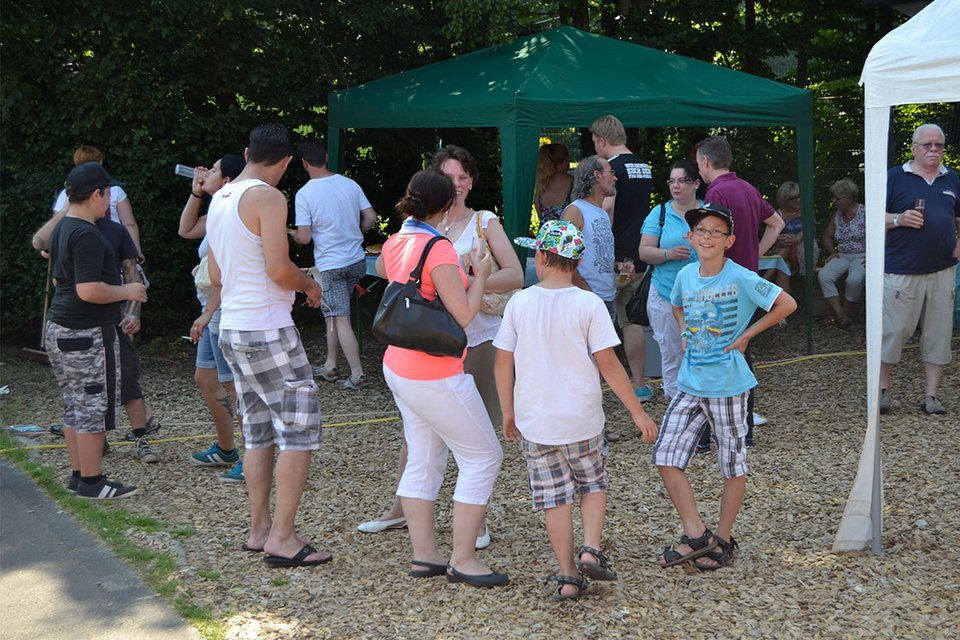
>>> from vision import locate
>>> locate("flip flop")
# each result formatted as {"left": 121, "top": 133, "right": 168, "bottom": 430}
{"left": 263, "top": 544, "right": 332, "bottom": 568}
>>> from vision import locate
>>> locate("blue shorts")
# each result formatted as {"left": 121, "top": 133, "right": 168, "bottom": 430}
{"left": 195, "top": 325, "right": 233, "bottom": 383}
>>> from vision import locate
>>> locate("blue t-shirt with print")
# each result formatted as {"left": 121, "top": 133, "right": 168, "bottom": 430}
{"left": 671, "top": 259, "right": 782, "bottom": 398}
{"left": 640, "top": 200, "right": 701, "bottom": 300}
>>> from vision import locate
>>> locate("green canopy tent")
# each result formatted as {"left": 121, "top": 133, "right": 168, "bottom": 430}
{"left": 328, "top": 26, "right": 816, "bottom": 351}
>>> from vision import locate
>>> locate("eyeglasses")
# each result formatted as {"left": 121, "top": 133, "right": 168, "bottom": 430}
{"left": 597, "top": 168, "right": 616, "bottom": 175}
{"left": 666, "top": 178, "right": 694, "bottom": 185}
{"left": 692, "top": 227, "right": 730, "bottom": 238}
{"left": 914, "top": 141, "right": 945, "bottom": 151}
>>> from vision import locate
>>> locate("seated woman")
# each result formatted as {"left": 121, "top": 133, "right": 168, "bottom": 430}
{"left": 818, "top": 178, "right": 866, "bottom": 329}
{"left": 765, "top": 180, "right": 817, "bottom": 293}
{"left": 534, "top": 143, "right": 573, "bottom": 226}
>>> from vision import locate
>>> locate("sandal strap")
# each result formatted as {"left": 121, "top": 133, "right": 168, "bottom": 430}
{"left": 679, "top": 528, "right": 714, "bottom": 551}
{"left": 579, "top": 545, "right": 609, "bottom": 566}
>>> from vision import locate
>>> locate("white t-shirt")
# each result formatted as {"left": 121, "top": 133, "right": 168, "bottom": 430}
{"left": 294, "top": 174, "right": 372, "bottom": 271}
{"left": 53, "top": 186, "right": 128, "bottom": 225}
{"left": 493, "top": 285, "right": 620, "bottom": 445}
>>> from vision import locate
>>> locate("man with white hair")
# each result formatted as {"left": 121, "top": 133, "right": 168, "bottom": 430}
{"left": 880, "top": 123, "right": 959, "bottom": 415}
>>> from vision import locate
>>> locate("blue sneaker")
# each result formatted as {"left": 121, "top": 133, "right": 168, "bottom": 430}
{"left": 634, "top": 385, "right": 654, "bottom": 403}
{"left": 191, "top": 442, "right": 240, "bottom": 466}
{"left": 219, "top": 460, "right": 245, "bottom": 483}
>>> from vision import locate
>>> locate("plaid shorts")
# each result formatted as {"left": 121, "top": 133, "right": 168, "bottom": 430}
{"left": 320, "top": 259, "right": 366, "bottom": 317}
{"left": 219, "top": 326, "right": 322, "bottom": 450}
{"left": 45, "top": 322, "right": 119, "bottom": 433}
{"left": 652, "top": 391, "right": 749, "bottom": 478}
{"left": 521, "top": 433, "right": 608, "bottom": 510}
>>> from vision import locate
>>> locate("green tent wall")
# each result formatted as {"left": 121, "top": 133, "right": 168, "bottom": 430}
{"left": 328, "top": 26, "right": 816, "bottom": 350}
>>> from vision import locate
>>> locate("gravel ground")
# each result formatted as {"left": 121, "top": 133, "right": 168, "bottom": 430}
{"left": 2, "top": 314, "right": 958, "bottom": 640}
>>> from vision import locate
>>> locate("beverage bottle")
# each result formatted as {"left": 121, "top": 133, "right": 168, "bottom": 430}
{"left": 174, "top": 164, "right": 196, "bottom": 179}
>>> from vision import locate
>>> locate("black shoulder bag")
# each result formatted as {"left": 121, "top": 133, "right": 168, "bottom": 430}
{"left": 372, "top": 235, "right": 468, "bottom": 357}
{"left": 625, "top": 203, "right": 666, "bottom": 326}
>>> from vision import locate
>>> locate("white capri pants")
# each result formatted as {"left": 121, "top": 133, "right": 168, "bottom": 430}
{"left": 647, "top": 285, "right": 684, "bottom": 400}
{"left": 384, "top": 364, "right": 503, "bottom": 506}
{"left": 818, "top": 252, "right": 866, "bottom": 301}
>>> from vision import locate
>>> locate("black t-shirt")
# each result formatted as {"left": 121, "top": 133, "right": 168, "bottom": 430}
{"left": 47, "top": 216, "right": 121, "bottom": 328}
{"left": 609, "top": 153, "right": 653, "bottom": 265}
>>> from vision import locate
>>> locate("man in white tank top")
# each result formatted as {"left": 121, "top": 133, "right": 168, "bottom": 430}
{"left": 206, "top": 124, "right": 331, "bottom": 567}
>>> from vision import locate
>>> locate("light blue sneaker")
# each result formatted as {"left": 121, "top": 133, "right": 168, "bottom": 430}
{"left": 191, "top": 442, "right": 240, "bottom": 466}
{"left": 219, "top": 460, "right": 245, "bottom": 483}
{"left": 634, "top": 385, "right": 654, "bottom": 403}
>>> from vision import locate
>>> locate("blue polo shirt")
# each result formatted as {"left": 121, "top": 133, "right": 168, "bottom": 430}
{"left": 885, "top": 163, "right": 960, "bottom": 275}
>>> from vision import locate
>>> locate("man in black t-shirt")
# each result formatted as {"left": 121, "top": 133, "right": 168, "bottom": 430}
{"left": 44, "top": 162, "right": 147, "bottom": 499}
{"left": 590, "top": 115, "right": 655, "bottom": 429}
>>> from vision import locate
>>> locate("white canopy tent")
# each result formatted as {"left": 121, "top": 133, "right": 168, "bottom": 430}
{"left": 833, "top": 0, "right": 960, "bottom": 553}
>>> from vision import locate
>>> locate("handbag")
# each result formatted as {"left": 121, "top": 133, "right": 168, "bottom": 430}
{"left": 625, "top": 203, "right": 666, "bottom": 326}
{"left": 458, "top": 211, "right": 518, "bottom": 316}
{"left": 372, "top": 235, "right": 468, "bottom": 357}
{"left": 191, "top": 254, "right": 211, "bottom": 294}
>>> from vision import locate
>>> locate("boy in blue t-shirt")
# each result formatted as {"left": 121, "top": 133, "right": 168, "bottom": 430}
{"left": 653, "top": 203, "right": 796, "bottom": 570}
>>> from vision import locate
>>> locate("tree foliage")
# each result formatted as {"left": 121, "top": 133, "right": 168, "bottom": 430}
{"left": 3, "top": 0, "right": 949, "bottom": 344}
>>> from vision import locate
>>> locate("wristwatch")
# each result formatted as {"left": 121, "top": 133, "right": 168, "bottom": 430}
{"left": 893, "top": 214, "right": 901, "bottom": 227}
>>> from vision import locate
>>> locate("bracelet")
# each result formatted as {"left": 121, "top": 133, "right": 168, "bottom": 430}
{"left": 893, "top": 214, "right": 900, "bottom": 227}
{"left": 191, "top": 191, "right": 204, "bottom": 199}
{"left": 663, "top": 249, "right": 668, "bottom": 262}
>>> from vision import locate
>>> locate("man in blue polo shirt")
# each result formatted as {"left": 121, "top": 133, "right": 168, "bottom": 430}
{"left": 880, "top": 123, "right": 960, "bottom": 415}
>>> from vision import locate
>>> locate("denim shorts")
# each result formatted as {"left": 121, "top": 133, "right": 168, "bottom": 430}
{"left": 196, "top": 324, "right": 233, "bottom": 383}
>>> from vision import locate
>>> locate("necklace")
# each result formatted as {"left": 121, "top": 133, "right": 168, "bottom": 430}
{"left": 441, "top": 208, "right": 472, "bottom": 236}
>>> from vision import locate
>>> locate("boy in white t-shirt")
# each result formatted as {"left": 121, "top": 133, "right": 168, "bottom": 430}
{"left": 653, "top": 204, "right": 796, "bottom": 571}
{"left": 494, "top": 221, "right": 658, "bottom": 600}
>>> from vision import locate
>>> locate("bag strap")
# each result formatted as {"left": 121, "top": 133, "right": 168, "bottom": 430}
{"left": 656, "top": 203, "right": 666, "bottom": 248}
{"left": 407, "top": 235, "right": 450, "bottom": 287}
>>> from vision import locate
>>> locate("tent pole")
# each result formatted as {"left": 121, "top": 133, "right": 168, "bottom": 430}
{"left": 796, "top": 116, "right": 815, "bottom": 355}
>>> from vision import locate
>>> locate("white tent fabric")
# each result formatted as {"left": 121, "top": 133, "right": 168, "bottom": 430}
{"left": 834, "top": 0, "right": 960, "bottom": 553}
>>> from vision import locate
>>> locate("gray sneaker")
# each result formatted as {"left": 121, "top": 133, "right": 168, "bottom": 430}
{"left": 136, "top": 437, "right": 160, "bottom": 463}
{"left": 879, "top": 389, "right": 892, "bottom": 414}
{"left": 921, "top": 396, "right": 945, "bottom": 415}
{"left": 339, "top": 374, "right": 368, "bottom": 391}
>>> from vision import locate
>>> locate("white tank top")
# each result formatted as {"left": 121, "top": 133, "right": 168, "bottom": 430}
{"left": 206, "top": 178, "right": 295, "bottom": 331}
{"left": 452, "top": 210, "right": 502, "bottom": 347}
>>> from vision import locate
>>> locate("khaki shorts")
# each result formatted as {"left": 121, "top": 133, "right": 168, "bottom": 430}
{"left": 614, "top": 275, "right": 641, "bottom": 329}
{"left": 881, "top": 267, "right": 956, "bottom": 366}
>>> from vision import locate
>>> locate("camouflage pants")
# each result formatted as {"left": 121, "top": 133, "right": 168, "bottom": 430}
{"left": 45, "top": 322, "right": 119, "bottom": 433}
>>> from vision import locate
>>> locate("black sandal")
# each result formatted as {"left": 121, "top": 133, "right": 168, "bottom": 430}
{"left": 577, "top": 546, "right": 617, "bottom": 581}
{"left": 694, "top": 536, "right": 739, "bottom": 571}
{"left": 658, "top": 528, "right": 718, "bottom": 568}
{"left": 546, "top": 574, "right": 589, "bottom": 600}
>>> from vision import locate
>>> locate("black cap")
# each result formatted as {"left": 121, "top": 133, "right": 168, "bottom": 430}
{"left": 64, "top": 162, "right": 118, "bottom": 196}
{"left": 685, "top": 202, "right": 734, "bottom": 233}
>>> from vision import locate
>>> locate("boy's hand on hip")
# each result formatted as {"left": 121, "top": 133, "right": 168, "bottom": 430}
{"left": 724, "top": 335, "right": 750, "bottom": 355}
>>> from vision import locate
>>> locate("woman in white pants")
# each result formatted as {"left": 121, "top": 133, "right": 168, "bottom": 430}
{"left": 818, "top": 178, "right": 866, "bottom": 329}
{"left": 375, "top": 168, "right": 507, "bottom": 588}
{"left": 637, "top": 160, "right": 702, "bottom": 400}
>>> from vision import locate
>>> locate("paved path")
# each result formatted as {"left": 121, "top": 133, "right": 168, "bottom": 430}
{"left": 0, "top": 460, "right": 197, "bottom": 640}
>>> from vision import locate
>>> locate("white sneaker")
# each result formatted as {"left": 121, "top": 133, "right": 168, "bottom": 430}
{"left": 356, "top": 516, "right": 407, "bottom": 533}
{"left": 752, "top": 412, "right": 769, "bottom": 426}
{"left": 475, "top": 523, "right": 491, "bottom": 550}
